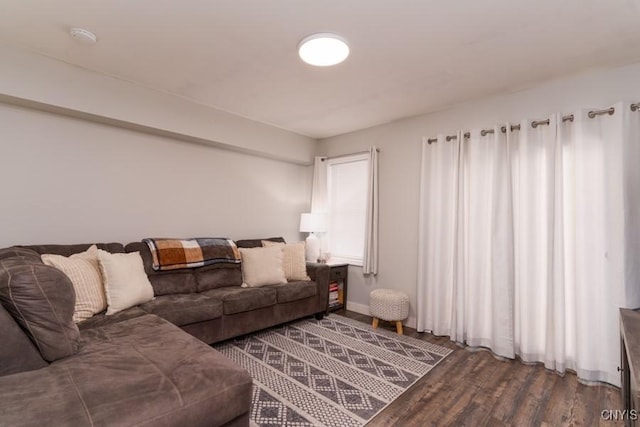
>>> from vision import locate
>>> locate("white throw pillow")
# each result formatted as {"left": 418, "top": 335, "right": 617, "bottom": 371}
{"left": 97, "top": 250, "right": 154, "bottom": 315}
{"left": 41, "top": 245, "right": 107, "bottom": 323}
{"left": 261, "top": 241, "right": 310, "bottom": 282}
{"left": 239, "top": 245, "right": 287, "bottom": 287}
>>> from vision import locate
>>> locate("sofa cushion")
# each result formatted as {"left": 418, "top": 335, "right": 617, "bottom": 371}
{"left": 0, "top": 314, "right": 253, "bottom": 427}
{"left": 19, "top": 243, "right": 125, "bottom": 256}
{"left": 139, "top": 293, "right": 223, "bottom": 326}
{"left": 234, "top": 236, "right": 285, "bottom": 248}
{"left": 77, "top": 306, "right": 147, "bottom": 331}
{"left": 195, "top": 264, "right": 243, "bottom": 292}
{"left": 41, "top": 245, "right": 107, "bottom": 323}
{"left": 0, "top": 303, "right": 48, "bottom": 376}
{"left": 0, "top": 257, "right": 80, "bottom": 362}
{"left": 97, "top": 250, "right": 155, "bottom": 315}
{"left": 269, "top": 280, "right": 318, "bottom": 304}
{"left": 0, "top": 247, "right": 41, "bottom": 261}
{"left": 203, "top": 287, "right": 277, "bottom": 315}
{"left": 239, "top": 245, "right": 287, "bottom": 287}
{"left": 126, "top": 241, "right": 244, "bottom": 295}
{"left": 126, "top": 242, "right": 198, "bottom": 295}
{"left": 151, "top": 272, "right": 198, "bottom": 296}
{"left": 262, "top": 241, "right": 310, "bottom": 281}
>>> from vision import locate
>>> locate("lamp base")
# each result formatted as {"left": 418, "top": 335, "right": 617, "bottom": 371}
{"left": 305, "top": 233, "right": 320, "bottom": 262}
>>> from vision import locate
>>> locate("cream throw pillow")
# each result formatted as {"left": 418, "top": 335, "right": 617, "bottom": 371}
{"left": 41, "top": 245, "right": 106, "bottom": 323}
{"left": 97, "top": 250, "right": 154, "bottom": 315}
{"left": 261, "top": 241, "right": 310, "bottom": 281}
{"left": 239, "top": 245, "right": 287, "bottom": 287}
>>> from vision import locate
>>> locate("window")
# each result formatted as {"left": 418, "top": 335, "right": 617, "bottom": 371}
{"left": 325, "top": 153, "right": 369, "bottom": 265}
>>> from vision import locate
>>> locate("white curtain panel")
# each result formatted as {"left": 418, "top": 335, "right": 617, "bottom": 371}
{"left": 417, "top": 102, "right": 640, "bottom": 386}
{"left": 417, "top": 132, "right": 461, "bottom": 337}
{"left": 512, "top": 113, "right": 569, "bottom": 373}
{"left": 311, "top": 156, "right": 328, "bottom": 214}
{"left": 310, "top": 156, "right": 328, "bottom": 254}
{"left": 462, "top": 126, "right": 516, "bottom": 358}
{"left": 363, "top": 146, "right": 379, "bottom": 275}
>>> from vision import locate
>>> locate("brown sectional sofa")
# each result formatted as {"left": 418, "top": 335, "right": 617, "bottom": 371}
{"left": 0, "top": 238, "right": 329, "bottom": 427}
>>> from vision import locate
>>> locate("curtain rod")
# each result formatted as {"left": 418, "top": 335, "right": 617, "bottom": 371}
{"left": 427, "top": 103, "right": 637, "bottom": 144}
{"left": 320, "top": 148, "right": 380, "bottom": 161}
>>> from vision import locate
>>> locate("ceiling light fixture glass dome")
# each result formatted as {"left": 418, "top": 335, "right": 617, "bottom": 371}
{"left": 298, "top": 33, "right": 349, "bottom": 66}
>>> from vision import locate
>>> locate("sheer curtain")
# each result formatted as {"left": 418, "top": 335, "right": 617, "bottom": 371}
{"left": 310, "top": 156, "right": 328, "bottom": 214}
{"left": 363, "top": 146, "right": 379, "bottom": 275}
{"left": 417, "top": 132, "right": 461, "bottom": 337}
{"left": 310, "top": 156, "right": 328, "bottom": 255}
{"left": 462, "top": 126, "right": 515, "bottom": 358}
{"left": 417, "top": 102, "right": 640, "bottom": 386}
{"left": 511, "top": 113, "right": 569, "bottom": 373}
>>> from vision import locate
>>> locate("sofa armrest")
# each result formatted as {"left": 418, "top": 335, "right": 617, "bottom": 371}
{"left": 306, "top": 263, "right": 330, "bottom": 313}
{"left": 0, "top": 303, "right": 48, "bottom": 376}
{"left": 306, "top": 262, "right": 328, "bottom": 282}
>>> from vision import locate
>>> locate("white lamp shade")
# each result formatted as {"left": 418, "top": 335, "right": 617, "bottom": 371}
{"left": 299, "top": 213, "right": 327, "bottom": 233}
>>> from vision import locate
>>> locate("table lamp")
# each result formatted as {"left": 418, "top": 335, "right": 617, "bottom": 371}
{"left": 299, "top": 213, "right": 326, "bottom": 262}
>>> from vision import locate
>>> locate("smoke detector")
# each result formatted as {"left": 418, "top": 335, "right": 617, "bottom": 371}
{"left": 69, "top": 28, "right": 97, "bottom": 44}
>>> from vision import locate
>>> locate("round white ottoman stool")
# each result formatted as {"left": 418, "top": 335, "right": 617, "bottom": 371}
{"left": 370, "top": 289, "right": 410, "bottom": 335}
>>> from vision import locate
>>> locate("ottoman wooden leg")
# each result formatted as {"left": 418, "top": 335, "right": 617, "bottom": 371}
{"left": 372, "top": 317, "right": 379, "bottom": 329}
{"left": 395, "top": 321, "right": 403, "bottom": 335}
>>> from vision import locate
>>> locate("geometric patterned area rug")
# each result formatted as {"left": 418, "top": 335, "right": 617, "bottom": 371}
{"left": 213, "top": 314, "right": 453, "bottom": 427}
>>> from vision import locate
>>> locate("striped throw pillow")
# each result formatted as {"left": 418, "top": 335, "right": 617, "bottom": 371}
{"left": 42, "top": 245, "right": 107, "bottom": 323}
{"left": 261, "top": 241, "right": 310, "bottom": 282}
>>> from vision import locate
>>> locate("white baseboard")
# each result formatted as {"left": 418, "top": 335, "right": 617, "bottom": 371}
{"left": 345, "top": 301, "right": 370, "bottom": 316}
{"left": 345, "top": 301, "right": 417, "bottom": 329}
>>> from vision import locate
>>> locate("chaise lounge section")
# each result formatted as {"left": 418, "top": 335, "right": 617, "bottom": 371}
{"left": 0, "top": 238, "right": 329, "bottom": 426}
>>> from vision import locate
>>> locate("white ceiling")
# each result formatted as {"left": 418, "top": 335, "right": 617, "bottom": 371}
{"left": 2, "top": 0, "right": 640, "bottom": 139}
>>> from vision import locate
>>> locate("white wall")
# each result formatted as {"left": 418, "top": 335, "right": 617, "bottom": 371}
{"left": 0, "top": 46, "right": 316, "bottom": 165}
{"left": 0, "top": 102, "right": 311, "bottom": 247}
{"left": 318, "top": 61, "right": 640, "bottom": 327}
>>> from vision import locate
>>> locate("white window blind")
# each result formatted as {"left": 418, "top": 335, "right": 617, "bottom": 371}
{"left": 326, "top": 154, "right": 368, "bottom": 265}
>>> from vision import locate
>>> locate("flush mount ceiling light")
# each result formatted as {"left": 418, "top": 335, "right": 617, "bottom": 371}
{"left": 69, "top": 27, "right": 97, "bottom": 44}
{"left": 298, "top": 33, "right": 349, "bottom": 66}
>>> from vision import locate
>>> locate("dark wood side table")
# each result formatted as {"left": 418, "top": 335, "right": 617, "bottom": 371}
{"left": 327, "top": 263, "right": 348, "bottom": 313}
{"left": 620, "top": 308, "right": 640, "bottom": 426}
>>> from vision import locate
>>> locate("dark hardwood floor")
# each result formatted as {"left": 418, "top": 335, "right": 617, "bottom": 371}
{"left": 336, "top": 309, "right": 623, "bottom": 427}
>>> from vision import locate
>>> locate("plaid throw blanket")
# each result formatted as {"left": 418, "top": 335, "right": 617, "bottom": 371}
{"left": 143, "top": 238, "right": 241, "bottom": 271}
